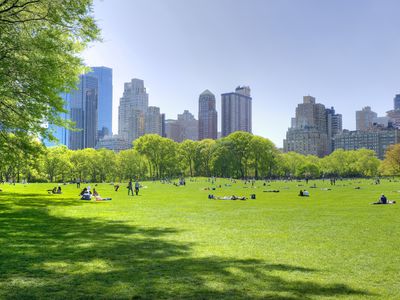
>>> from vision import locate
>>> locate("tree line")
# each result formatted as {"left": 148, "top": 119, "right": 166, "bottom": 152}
{"left": 1, "top": 131, "right": 400, "bottom": 183}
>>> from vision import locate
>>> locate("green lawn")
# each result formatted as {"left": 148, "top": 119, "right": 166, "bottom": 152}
{"left": 0, "top": 178, "right": 399, "bottom": 299}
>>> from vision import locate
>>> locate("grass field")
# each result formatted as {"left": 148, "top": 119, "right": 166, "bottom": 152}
{"left": 0, "top": 178, "right": 399, "bottom": 299}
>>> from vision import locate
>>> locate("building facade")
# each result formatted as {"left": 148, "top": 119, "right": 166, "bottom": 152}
{"left": 69, "top": 74, "right": 98, "bottom": 150}
{"left": 145, "top": 106, "right": 162, "bottom": 135}
{"left": 118, "top": 79, "right": 149, "bottom": 143}
{"left": 333, "top": 127, "right": 400, "bottom": 159}
{"left": 284, "top": 96, "right": 341, "bottom": 157}
{"left": 356, "top": 106, "right": 377, "bottom": 131}
{"left": 95, "top": 135, "right": 131, "bottom": 152}
{"left": 221, "top": 86, "right": 252, "bottom": 137}
{"left": 394, "top": 94, "right": 400, "bottom": 110}
{"left": 198, "top": 90, "right": 218, "bottom": 140}
{"left": 165, "top": 110, "right": 199, "bottom": 142}
{"left": 87, "top": 66, "right": 113, "bottom": 139}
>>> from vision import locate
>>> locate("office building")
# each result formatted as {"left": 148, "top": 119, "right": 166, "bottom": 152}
{"left": 118, "top": 79, "right": 149, "bottom": 143}
{"left": 356, "top": 106, "right": 377, "bottom": 131}
{"left": 69, "top": 74, "right": 98, "bottom": 150}
{"left": 394, "top": 94, "right": 400, "bottom": 110}
{"left": 326, "top": 107, "right": 343, "bottom": 152}
{"left": 44, "top": 93, "right": 70, "bottom": 147}
{"left": 145, "top": 106, "right": 162, "bottom": 135}
{"left": 221, "top": 86, "right": 252, "bottom": 137}
{"left": 178, "top": 110, "right": 198, "bottom": 141}
{"left": 87, "top": 67, "right": 113, "bottom": 138}
{"left": 165, "top": 110, "right": 198, "bottom": 142}
{"left": 334, "top": 126, "right": 400, "bottom": 159}
{"left": 95, "top": 135, "right": 131, "bottom": 152}
{"left": 284, "top": 96, "right": 341, "bottom": 157}
{"left": 198, "top": 90, "right": 218, "bottom": 140}
{"left": 165, "top": 119, "right": 181, "bottom": 142}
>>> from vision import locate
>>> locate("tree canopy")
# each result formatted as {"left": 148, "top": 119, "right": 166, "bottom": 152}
{"left": 0, "top": 0, "right": 100, "bottom": 149}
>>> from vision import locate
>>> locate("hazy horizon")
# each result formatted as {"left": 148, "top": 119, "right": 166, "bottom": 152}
{"left": 82, "top": 0, "right": 400, "bottom": 147}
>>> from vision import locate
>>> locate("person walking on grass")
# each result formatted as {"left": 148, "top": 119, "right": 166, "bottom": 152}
{"left": 135, "top": 180, "right": 140, "bottom": 196}
{"left": 128, "top": 179, "right": 134, "bottom": 196}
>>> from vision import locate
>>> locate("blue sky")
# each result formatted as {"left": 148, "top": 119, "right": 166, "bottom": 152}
{"left": 82, "top": 0, "right": 400, "bottom": 147}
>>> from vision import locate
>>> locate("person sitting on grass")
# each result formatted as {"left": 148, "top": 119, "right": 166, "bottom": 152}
{"left": 92, "top": 188, "right": 112, "bottom": 201}
{"left": 80, "top": 187, "right": 92, "bottom": 200}
{"left": 303, "top": 190, "right": 310, "bottom": 197}
{"left": 298, "top": 190, "right": 304, "bottom": 196}
{"left": 372, "top": 194, "right": 396, "bottom": 205}
{"left": 56, "top": 186, "right": 62, "bottom": 194}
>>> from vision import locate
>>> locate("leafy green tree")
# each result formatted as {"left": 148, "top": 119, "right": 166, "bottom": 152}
{"left": 116, "top": 149, "right": 146, "bottom": 181}
{"left": 224, "top": 132, "right": 253, "bottom": 178}
{"left": 354, "top": 149, "right": 380, "bottom": 177}
{"left": 249, "top": 135, "right": 279, "bottom": 178}
{"left": 43, "top": 146, "right": 71, "bottom": 182}
{"left": 0, "top": 133, "right": 44, "bottom": 182}
{"left": 134, "top": 135, "right": 178, "bottom": 178}
{"left": 212, "top": 139, "right": 235, "bottom": 178}
{"left": 97, "top": 148, "right": 117, "bottom": 182}
{"left": 280, "top": 152, "right": 306, "bottom": 178}
{"left": 0, "top": 0, "right": 99, "bottom": 148}
{"left": 193, "top": 139, "right": 216, "bottom": 177}
{"left": 380, "top": 144, "right": 400, "bottom": 176}
{"left": 179, "top": 140, "right": 197, "bottom": 177}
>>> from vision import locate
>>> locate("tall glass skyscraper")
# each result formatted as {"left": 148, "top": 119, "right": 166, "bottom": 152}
{"left": 87, "top": 66, "right": 113, "bottom": 138}
{"left": 44, "top": 93, "right": 70, "bottom": 147}
{"left": 69, "top": 74, "right": 98, "bottom": 149}
{"left": 394, "top": 94, "right": 400, "bottom": 110}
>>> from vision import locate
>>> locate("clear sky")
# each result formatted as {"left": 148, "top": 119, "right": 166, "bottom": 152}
{"left": 82, "top": 0, "right": 400, "bottom": 147}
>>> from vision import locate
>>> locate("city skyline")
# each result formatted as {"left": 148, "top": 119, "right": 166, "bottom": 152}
{"left": 82, "top": 0, "right": 400, "bottom": 147}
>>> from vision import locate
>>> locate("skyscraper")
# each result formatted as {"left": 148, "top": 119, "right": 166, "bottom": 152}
{"left": 44, "top": 93, "right": 70, "bottom": 147}
{"left": 118, "top": 79, "right": 149, "bottom": 143}
{"left": 284, "top": 96, "right": 340, "bottom": 157}
{"left": 145, "top": 106, "right": 162, "bottom": 135}
{"left": 221, "top": 86, "right": 252, "bottom": 137}
{"left": 394, "top": 94, "right": 400, "bottom": 110}
{"left": 87, "top": 66, "right": 113, "bottom": 139}
{"left": 198, "top": 90, "right": 218, "bottom": 140}
{"left": 326, "top": 107, "right": 343, "bottom": 152}
{"left": 356, "top": 106, "right": 377, "bottom": 131}
{"left": 69, "top": 74, "right": 98, "bottom": 150}
{"left": 177, "top": 110, "right": 198, "bottom": 141}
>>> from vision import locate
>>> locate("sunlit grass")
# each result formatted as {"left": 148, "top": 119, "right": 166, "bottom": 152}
{"left": 0, "top": 178, "right": 399, "bottom": 299}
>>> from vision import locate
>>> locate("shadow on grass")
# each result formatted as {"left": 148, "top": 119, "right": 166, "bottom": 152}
{"left": 0, "top": 194, "right": 374, "bottom": 299}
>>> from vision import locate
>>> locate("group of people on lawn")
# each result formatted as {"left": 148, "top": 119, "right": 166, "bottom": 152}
{"left": 78, "top": 179, "right": 140, "bottom": 201}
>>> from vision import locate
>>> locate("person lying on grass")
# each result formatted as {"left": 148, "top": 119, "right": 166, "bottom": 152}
{"left": 92, "top": 189, "right": 112, "bottom": 201}
{"left": 372, "top": 194, "right": 396, "bottom": 205}
{"left": 210, "top": 195, "right": 247, "bottom": 200}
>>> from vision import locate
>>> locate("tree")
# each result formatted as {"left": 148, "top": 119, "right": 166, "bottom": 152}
{"left": 43, "top": 146, "right": 71, "bottom": 182}
{"left": 97, "top": 148, "right": 117, "bottom": 182}
{"left": 380, "top": 144, "right": 400, "bottom": 176}
{"left": 354, "top": 149, "right": 380, "bottom": 177}
{"left": 0, "top": 0, "right": 100, "bottom": 148}
{"left": 224, "top": 132, "right": 253, "bottom": 178}
{"left": 193, "top": 139, "right": 216, "bottom": 177}
{"left": 134, "top": 135, "right": 179, "bottom": 178}
{"left": 249, "top": 135, "right": 279, "bottom": 179}
{"left": 179, "top": 140, "right": 197, "bottom": 177}
{"left": 117, "top": 149, "right": 146, "bottom": 181}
